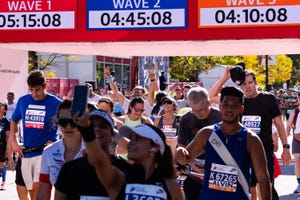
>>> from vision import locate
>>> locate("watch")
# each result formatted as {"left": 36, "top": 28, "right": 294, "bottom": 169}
{"left": 283, "top": 144, "right": 290, "bottom": 149}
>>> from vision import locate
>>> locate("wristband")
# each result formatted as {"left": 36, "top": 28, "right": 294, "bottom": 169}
{"left": 77, "top": 123, "right": 95, "bottom": 142}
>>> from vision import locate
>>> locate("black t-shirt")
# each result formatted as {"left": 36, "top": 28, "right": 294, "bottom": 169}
{"left": 243, "top": 92, "right": 281, "bottom": 151}
{"left": 55, "top": 155, "right": 129, "bottom": 200}
{"left": 159, "top": 75, "right": 167, "bottom": 91}
{"left": 0, "top": 117, "right": 10, "bottom": 161}
{"left": 178, "top": 108, "right": 222, "bottom": 146}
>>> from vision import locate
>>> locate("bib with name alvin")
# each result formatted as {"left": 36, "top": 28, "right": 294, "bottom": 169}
{"left": 209, "top": 163, "right": 238, "bottom": 192}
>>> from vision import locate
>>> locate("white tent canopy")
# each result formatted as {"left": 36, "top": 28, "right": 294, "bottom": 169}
{"left": 0, "top": 38, "right": 299, "bottom": 56}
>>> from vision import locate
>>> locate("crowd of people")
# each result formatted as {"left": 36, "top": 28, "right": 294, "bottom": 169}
{"left": 0, "top": 64, "right": 298, "bottom": 200}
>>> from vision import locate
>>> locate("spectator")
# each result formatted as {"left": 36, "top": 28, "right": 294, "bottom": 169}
{"left": 37, "top": 100, "right": 85, "bottom": 200}
{"left": 73, "top": 111, "right": 182, "bottom": 200}
{"left": 150, "top": 92, "right": 167, "bottom": 121}
{"left": 118, "top": 97, "right": 153, "bottom": 126}
{"left": 209, "top": 65, "right": 291, "bottom": 200}
{"left": 173, "top": 86, "right": 183, "bottom": 100}
{"left": 285, "top": 89, "right": 298, "bottom": 120}
{"left": 154, "top": 96, "right": 178, "bottom": 156}
{"left": 106, "top": 91, "right": 125, "bottom": 117}
{"left": 176, "top": 86, "right": 271, "bottom": 199}
{"left": 159, "top": 71, "right": 167, "bottom": 91}
{"left": 177, "top": 87, "right": 222, "bottom": 200}
{"left": 86, "top": 83, "right": 102, "bottom": 104}
{"left": 0, "top": 103, "right": 10, "bottom": 190}
{"left": 286, "top": 95, "right": 300, "bottom": 193}
{"left": 176, "top": 84, "right": 192, "bottom": 111}
{"left": 7, "top": 71, "right": 62, "bottom": 200}
{"left": 5, "top": 92, "right": 17, "bottom": 121}
{"left": 97, "top": 97, "right": 124, "bottom": 129}
{"left": 105, "top": 66, "right": 155, "bottom": 117}
{"left": 54, "top": 110, "right": 129, "bottom": 200}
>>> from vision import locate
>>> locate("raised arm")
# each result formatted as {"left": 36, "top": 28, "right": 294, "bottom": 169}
{"left": 147, "top": 69, "right": 156, "bottom": 106}
{"left": 208, "top": 66, "right": 231, "bottom": 104}
{"left": 105, "top": 66, "right": 126, "bottom": 106}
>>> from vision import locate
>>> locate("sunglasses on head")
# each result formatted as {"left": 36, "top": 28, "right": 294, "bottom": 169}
{"left": 133, "top": 107, "right": 145, "bottom": 113}
{"left": 58, "top": 118, "right": 76, "bottom": 128}
{"left": 163, "top": 101, "right": 173, "bottom": 105}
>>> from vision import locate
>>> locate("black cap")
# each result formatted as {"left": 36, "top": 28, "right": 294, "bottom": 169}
{"left": 230, "top": 62, "right": 246, "bottom": 86}
{"left": 220, "top": 86, "right": 245, "bottom": 104}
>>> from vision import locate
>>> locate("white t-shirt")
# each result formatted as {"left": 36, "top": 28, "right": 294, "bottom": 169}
{"left": 6, "top": 102, "right": 17, "bottom": 120}
{"left": 39, "top": 139, "right": 85, "bottom": 185}
{"left": 88, "top": 94, "right": 102, "bottom": 104}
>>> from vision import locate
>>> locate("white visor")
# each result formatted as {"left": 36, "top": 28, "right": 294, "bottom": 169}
{"left": 119, "top": 124, "right": 165, "bottom": 155}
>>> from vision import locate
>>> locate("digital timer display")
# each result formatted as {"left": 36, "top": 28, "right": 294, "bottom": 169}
{"left": 87, "top": 0, "right": 187, "bottom": 30}
{"left": 0, "top": 0, "right": 76, "bottom": 30}
{"left": 198, "top": 0, "right": 300, "bottom": 28}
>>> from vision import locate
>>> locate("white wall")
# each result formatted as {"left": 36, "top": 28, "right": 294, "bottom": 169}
{"left": 38, "top": 53, "right": 95, "bottom": 84}
{"left": 198, "top": 65, "right": 236, "bottom": 90}
{"left": 0, "top": 47, "right": 28, "bottom": 102}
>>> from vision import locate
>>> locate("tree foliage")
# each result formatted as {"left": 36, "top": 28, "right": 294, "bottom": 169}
{"left": 169, "top": 56, "right": 242, "bottom": 82}
{"left": 170, "top": 55, "right": 293, "bottom": 88}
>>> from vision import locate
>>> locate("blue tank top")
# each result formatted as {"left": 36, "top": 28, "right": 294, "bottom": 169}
{"left": 200, "top": 123, "right": 251, "bottom": 200}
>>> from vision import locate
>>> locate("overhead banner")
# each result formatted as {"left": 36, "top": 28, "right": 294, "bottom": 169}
{"left": 198, "top": 0, "right": 300, "bottom": 28}
{"left": 87, "top": 0, "right": 187, "bottom": 30}
{"left": 0, "top": 0, "right": 77, "bottom": 30}
{"left": 0, "top": 0, "right": 299, "bottom": 42}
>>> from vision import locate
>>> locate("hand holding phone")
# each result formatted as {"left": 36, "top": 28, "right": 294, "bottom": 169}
{"left": 71, "top": 85, "right": 88, "bottom": 116}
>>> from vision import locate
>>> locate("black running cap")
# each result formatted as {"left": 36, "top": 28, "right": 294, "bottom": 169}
{"left": 230, "top": 62, "right": 246, "bottom": 86}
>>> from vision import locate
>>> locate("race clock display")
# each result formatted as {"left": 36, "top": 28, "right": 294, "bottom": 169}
{"left": 198, "top": 0, "right": 300, "bottom": 28}
{"left": 0, "top": 0, "right": 77, "bottom": 30}
{"left": 87, "top": 0, "right": 187, "bottom": 30}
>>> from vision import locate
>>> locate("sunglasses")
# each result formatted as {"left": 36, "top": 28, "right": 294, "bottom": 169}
{"left": 163, "top": 101, "right": 173, "bottom": 105}
{"left": 58, "top": 118, "right": 76, "bottom": 128}
{"left": 133, "top": 107, "right": 145, "bottom": 113}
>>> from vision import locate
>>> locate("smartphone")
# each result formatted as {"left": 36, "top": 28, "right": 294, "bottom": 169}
{"left": 71, "top": 85, "right": 88, "bottom": 116}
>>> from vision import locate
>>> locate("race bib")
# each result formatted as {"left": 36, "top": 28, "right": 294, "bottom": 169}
{"left": 177, "top": 175, "right": 187, "bottom": 189}
{"left": 209, "top": 163, "right": 238, "bottom": 192}
{"left": 162, "top": 125, "right": 177, "bottom": 138}
{"left": 125, "top": 184, "right": 167, "bottom": 200}
{"left": 80, "top": 196, "right": 109, "bottom": 200}
{"left": 241, "top": 115, "right": 261, "bottom": 134}
{"left": 25, "top": 105, "right": 46, "bottom": 129}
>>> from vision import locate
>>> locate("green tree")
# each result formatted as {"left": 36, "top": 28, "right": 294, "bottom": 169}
{"left": 169, "top": 56, "right": 242, "bottom": 82}
{"left": 170, "top": 55, "right": 292, "bottom": 89}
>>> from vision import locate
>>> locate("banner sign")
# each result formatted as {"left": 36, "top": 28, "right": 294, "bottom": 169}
{"left": 87, "top": 0, "right": 187, "bottom": 30}
{"left": 198, "top": 0, "right": 300, "bottom": 28}
{"left": 0, "top": 0, "right": 76, "bottom": 30}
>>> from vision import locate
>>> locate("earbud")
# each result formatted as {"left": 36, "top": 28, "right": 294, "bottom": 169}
{"left": 150, "top": 148, "right": 156, "bottom": 153}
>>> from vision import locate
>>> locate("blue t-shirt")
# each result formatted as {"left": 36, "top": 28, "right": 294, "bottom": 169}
{"left": 11, "top": 94, "right": 62, "bottom": 158}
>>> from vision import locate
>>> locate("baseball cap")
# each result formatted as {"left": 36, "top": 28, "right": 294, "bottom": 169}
{"left": 119, "top": 124, "right": 165, "bottom": 155}
{"left": 89, "top": 109, "right": 116, "bottom": 133}
{"left": 230, "top": 62, "right": 246, "bottom": 86}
